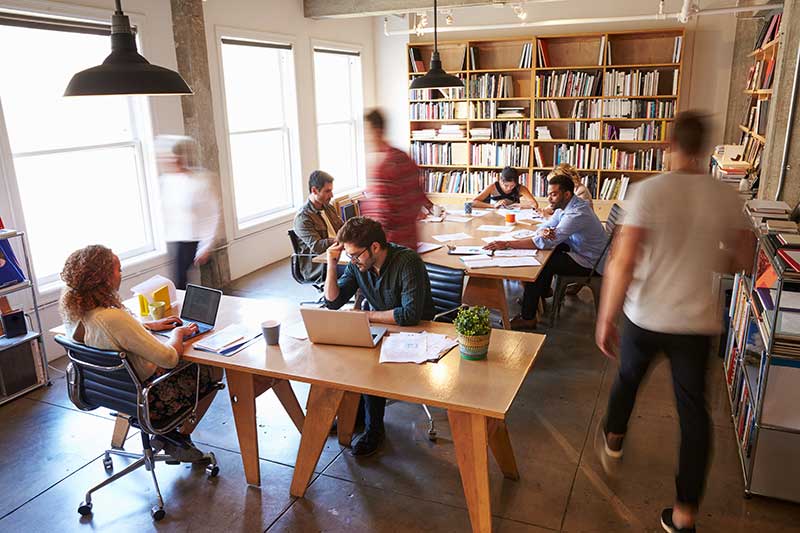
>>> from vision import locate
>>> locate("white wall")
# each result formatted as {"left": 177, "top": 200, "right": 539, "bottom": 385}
{"left": 375, "top": 0, "right": 738, "bottom": 150}
{"left": 203, "top": 0, "right": 377, "bottom": 280}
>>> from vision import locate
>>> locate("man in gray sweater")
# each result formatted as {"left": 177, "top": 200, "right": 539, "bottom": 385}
{"left": 293, "top": 170, "right": 344, "bottom": 282}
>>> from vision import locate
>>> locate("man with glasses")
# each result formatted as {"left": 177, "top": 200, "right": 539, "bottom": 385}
{"left": 324, "top": 217, "right": 435, "bottom": 457}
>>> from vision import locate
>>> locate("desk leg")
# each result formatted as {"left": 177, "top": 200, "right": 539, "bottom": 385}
{"left": 336, "top": 391, "right": 361, "bottom": 447}
{"left": 448, "top": 410, "right": 492, "bottom": 533}
{"left": 487, "top": 418, "right": 519, "bottom": 480}
{"left": 226, "top": 369, "right": 261, "bottom": 486}
{"left": 273, "top": 379, "right": 305, "bottom": 433}
{"left": 290, "top": 385, "right": 344, "bottom": 497}
{"left": 463, "top": 277, "right": 511, "bottom": 329}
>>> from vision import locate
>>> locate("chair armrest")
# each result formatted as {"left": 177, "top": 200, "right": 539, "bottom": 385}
{"left": 140, "top": 362, "right": 202, "bottom": 435}
{"left": 146, "top": 360, "right": 196, "bottom": 387}
{"left": 433, "top": 305, "right": 465, "bottom": 322}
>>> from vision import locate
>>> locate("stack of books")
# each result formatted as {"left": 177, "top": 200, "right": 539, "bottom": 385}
{"left": 497, "top": 106, "right": 526, "bottom": 119}
{"left": 767, "top": 220, "right": 799, "bottom": 234}
{"left": 535, "top": 126, "right": 552, "bottom": 140}
{"left": 600, "top": 175, "right": 631, "bottom": 200}
{"left": 746, "top": 199, "right": 791, "bottom": 222}
{"left": 411, "top": 129, "right": 437, "bottom": 140}
{"left": 436, "top": 124, "right": 466, "bottom": 140}
{"left": 469, "top": 127, "right": 491, "bottom": 140}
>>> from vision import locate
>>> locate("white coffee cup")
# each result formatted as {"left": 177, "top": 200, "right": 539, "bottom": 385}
{"left": 431, "top": 205, "right": 444, "bottom": 217}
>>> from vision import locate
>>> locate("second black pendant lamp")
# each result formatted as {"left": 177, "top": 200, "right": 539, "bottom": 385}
{"left": 409, "top": 0, "right": 464, "bottom": 90}
{"left": 64, "top": 0, "right": 192, "bottom": 96}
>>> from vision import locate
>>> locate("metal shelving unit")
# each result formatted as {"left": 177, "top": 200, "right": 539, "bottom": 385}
{"left": 0, "top": 230, "right": 49, "bottom": 406}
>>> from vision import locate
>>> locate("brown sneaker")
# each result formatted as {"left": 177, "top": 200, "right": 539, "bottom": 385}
{"left": 510, "top": 315, "right": 537, "bottom": 330}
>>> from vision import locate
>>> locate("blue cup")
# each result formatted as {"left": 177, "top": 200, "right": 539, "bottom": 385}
{"left": 464, "top": 202, "right": 473, "bottom": 215}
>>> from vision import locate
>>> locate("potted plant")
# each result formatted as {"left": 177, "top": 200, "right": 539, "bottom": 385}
{"left": 454, "top": 306, "right": 492, "bottom": 360}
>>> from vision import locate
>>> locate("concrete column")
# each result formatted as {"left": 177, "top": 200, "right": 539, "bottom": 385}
{"left": 760, "top": 0, "right": 800, "bottom": 203}
{"left": 170, "top": 0, "right": 231, "bottom": 289}
{"left": 723, "top": 15, "right": 760, "bottom": 144}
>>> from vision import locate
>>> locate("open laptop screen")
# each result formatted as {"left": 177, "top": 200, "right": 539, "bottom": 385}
{"left": 181, "top": 284, "right": 222, "bottom": 325}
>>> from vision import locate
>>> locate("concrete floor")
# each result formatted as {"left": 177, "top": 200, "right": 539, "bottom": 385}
{"left": 2, "top": 258, "right": 800, "bottom": 532}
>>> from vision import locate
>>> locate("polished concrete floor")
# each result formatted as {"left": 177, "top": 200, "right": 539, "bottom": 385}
{"left": 2, "top": 258, "right": 800, "bottom": 532}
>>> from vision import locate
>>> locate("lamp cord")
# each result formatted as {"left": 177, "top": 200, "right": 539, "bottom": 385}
{"left": 115, "top": 0, "right": 123, "bottom": 15}
{"left": 433, "top": 0, "right": 438, "bottom": 52}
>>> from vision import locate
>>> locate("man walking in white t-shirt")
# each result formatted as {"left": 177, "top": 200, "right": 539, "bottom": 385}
{"left": 595, "top": 112, "right": 753, "bottom": 533}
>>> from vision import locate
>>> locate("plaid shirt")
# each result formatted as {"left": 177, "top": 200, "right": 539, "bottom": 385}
{"left": 360, "top": 147, "right": 428, "bottom": 249}
{"left": 325, "top": 244, "right": 434, "bottom": 326}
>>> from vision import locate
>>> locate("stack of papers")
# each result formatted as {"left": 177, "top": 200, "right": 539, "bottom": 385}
{"left": 446, "top": 209, "right": 489, "bottom": 217}
{"left": 432, "top": 232, "right": 472, "bottom": 242}
{"left": 446, "top": 215, "right": 471, "bottom": 223}
{"left": 477, "top": 224, "right": 515, "bottom": 233}
{"left": 448, "top": 245, "right": 487, "bottom": 255}
{"left": 461, "top": 255, "right": 541, "bottom": 269}
{"left": 481, "top": 235, "right": 515, "bottom": 243}
{"left": 379, "top": 332, "right": 458, "bottom": 364}
{"left": 417, "top": 242, "right": 443, "bottom": 254}
{"left": 493, "top": 249, "right": 538, "bottom": 257}
{"left": 420, "top": 215, "right": 444, "bottom": 223}
{"left": 194, "top": 324, "right": 262, "bottom": 356}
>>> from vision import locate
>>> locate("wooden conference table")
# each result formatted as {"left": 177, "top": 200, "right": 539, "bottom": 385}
{"left": 131, "top": 292, "right": 544, "bottom": 533}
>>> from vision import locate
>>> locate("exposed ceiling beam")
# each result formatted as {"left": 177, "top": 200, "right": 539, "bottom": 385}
{"left": 304, "top": 0, "right": 513, "bottom": 20}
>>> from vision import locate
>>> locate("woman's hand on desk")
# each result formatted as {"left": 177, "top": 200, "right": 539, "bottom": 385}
{"left": 173, "top": 323, "right": 199, "bottom": 340}
{"left": 146, "top": 316, "right": 183, "bottom": 331}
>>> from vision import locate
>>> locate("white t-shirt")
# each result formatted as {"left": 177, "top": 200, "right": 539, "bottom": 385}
{"left": 623, "top": 172, "right": 748, "bottom": 334}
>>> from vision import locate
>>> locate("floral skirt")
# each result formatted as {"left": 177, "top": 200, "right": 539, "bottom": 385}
{"left": 147, "top": 364, "right": 216, "bottom": 422}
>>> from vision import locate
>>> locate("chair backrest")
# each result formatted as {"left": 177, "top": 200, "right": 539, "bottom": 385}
{"left": 425, "top": 263, "right": 465, "bottom": 322}
{"left": 605, "top": 203, "right": 625, "bottom": 236}
{"left": 288, "top": 229, "right": 314, "bottom": 286}
{"left": 54, "top": 334, "right": 139, "bottom": 418}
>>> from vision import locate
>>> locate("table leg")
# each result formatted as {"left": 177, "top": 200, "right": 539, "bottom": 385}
{"left": 273, "top": 379, "right": 305, "bottom": 433}
{"left": 487, "top": 418, "right": 519, "bottom": 480}
{"left": 226, "top": 369, "right": 261, "bottom": 486}
{"left": 290, "top": 385, "right": 344, "bottom": 497}
{"left": 336, "top": 391, "right": 361, "bottom": 447}
{"left": 448, "top": 409, "right": 492, "bottom": 533}
{"left": 463, "top": 277, "right": 511, "bottom": 329}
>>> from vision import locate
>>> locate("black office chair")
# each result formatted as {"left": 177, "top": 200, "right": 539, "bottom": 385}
{"left": 550, "top": 203, "right": 625, "bottom": 325}
{"left": 288, "top": 229, "right": 326, "bottom": 306}
{"left": 54, "top": 334, "right": 224, "bottom": 522}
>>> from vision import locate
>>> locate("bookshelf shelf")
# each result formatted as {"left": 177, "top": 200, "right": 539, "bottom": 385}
{"left": 744, "top": 89, "right": 773, "bottom": 98}
{"left": 409, "top": 28, "right": 684, "bottom": 199}
{"left": 738, "top": 124, "right": 766, "bottom": 144}
{"left": 749, "top": 38, "right": 779, "bottom": 58}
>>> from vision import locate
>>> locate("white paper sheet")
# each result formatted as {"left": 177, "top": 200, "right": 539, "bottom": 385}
{"left": 447, "top": 209, "right": 489, "bottom": 217}
{"left": 284, "top": 321, "right": 308, "bottom": 340}
{"left": 477, "top": 224, "right": 515, "bottom": 233}
{"left": 379, "top": 332, "right": 458, "bottom": 364}
{"left": 493, "top": 249, "right": 539, "bottom": 257}
{"left": 416, "top": 242, "right": 443, "bottom": 254}
{"left": 445, "top": 215, "right": 471, "bottom": 223}
{"left": 432, "top": 232, "right": 473, "bottom": 242}
{"left": 481, "top": 235, "right": 515, "bottom": 243}
{"left": 420, "top": 216, "right": 444, "bottom": 223}
{"left": 510, "top": 229, "right": 537, "bottom": 239}
{"left": 462, "top": 256, "right": 541, "bottom": 269}
{"left": 448, "top": 245, "right": 488, "bottom": 255}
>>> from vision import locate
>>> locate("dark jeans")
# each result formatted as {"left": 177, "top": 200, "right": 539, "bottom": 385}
{"left": 363, "top": 394, "right": 386, "bottom": 434}
{"left": 521, "top": 243, "right": 592, "bottom": 319}
{"left": 167, "top": 241, "right": 199, "bottom": 290}
{"left": 605, "top": 315, "right": 712, "bottom": 506}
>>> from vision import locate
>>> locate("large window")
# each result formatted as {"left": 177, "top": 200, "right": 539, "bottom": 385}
{"left": 219, "top": 37, "right": 301, "bottom": 228}
{"left": 0, "top": 15, "right": 156, "bottom": 285}
{"left": 313, "top": 47, "right": 365, "bottom": 193}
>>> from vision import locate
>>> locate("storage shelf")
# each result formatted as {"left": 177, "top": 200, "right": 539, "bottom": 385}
{"left": 468, "top": 138, "right": 531, "bottom": 142}
{"left": 470, "top": 67, "right": 530, "bottom": 73}
{"left": 534, "top": 138, "right": 602, "bottom": 142}
{"left": 533, "top": 117, "right": 601, "bottom": 122}
{"left": 468, "top": 97, "right": 531, "bottom": 101}
{"left": 739, "top": 124, "right": 766, "bottom": 144}
{"left": 410, "top": 119, "right": 468, "bottom": 123}
{"left": 0, "top": 331, "right": 41, "bottom": 353}
{"left": 535, "top": 65, "right": 603, "bottom": 71}
{"left": 409, "top": 99, "right": 468, "bottom": 103}
{"left": 600, "top": 169, "right": 662, "bottom": 173}
{"left": 0, "top": 280, "right": 32, "bottom": 298}
{"left": 469, "top": 166, "right": 530, "bottom": 170}
{"left": 749, "top": 38, "right": 779, "bottom": 58}
{"left": 409, "top": 70, "right": 467, "bottom": 76}
{"left": 417, "top": 164, "right": 468, "bottom": 168}
{"left": 602, "top": 139, "right": 668, "bottom": 144}
{"left": 602, "top": 117, "right": 675, "bottom": 121}
{"left": 605, "top": 62, "right": 681, "bottom": 69}
{"left": 469, "top": 118, "right": 530, "bottom": 121}
{"left": 601, "top": 95, "right": 678, "bottom": 99}
{"left": 534, "top": 96, "right": 603, "bottom": 100}
{"left": 410, "top": 138, "right": 468, "bottom": 142}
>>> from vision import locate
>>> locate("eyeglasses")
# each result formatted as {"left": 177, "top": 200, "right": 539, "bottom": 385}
{"left": 345, "top": 247, "right": 369, "bottom": 264}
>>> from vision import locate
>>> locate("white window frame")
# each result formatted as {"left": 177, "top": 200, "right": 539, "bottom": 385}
{"left": 214, "top": 27, "right": 303, "bottom": 237}
{"left": 0, "top": 1, "right": 166, "bottom": 295}
{"left": 311, "top": 39, "right": 366, "bottom": 196}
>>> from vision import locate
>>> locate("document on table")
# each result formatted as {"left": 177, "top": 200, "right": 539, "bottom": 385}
{"left": 420, "top": 215, "right": 444, "bottom": 223}
{"left": 447, "top": 209, "right": 489, "bottom": 217}
{"left": 461, "top": 255, "right": 541, "bottom": 269}
{"left": 432, "top": 232, "right": 472, "bottom": 242}
{"left": 481, "top": 235, "right": 515, "bottom": 243}
{"left": 445, "top": 215, "right": 471, "bottom": 223}
{"left": 379, "top": 332, "right": 458, "bottom": 364}
{"left": 447, "top": 245, "right": 488, "bottom": 255}
{"left": 417, "top": 242, "right": 443, "bottom": 254}
{"left": 493, "top": 249, "right": 539, "bottom": 257}
{"left": 510, "top": 229, "right": 537, "bottom": 239}
{"left": 284, "top": 321, "right": 308, "bottom": 340}
{"left": 193, "top": 324, "right": 263, "bottom": 356}
{"left": 477, "top": 224, "right": 515, "bottom": 233}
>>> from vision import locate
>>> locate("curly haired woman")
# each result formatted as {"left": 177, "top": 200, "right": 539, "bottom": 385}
{"left": 540, "top": 163, "right": 594, "bottom": 217}
{"left": 60, "top": 245, "right": 221, "bottom": 461}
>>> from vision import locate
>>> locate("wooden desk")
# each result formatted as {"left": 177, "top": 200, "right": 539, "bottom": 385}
{"left": 179, "top": 293, "right": 545, "bottom": 533}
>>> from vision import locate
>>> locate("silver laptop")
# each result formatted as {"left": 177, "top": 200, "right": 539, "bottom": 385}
{"left": 155, "top": 284, "right": 222, "bottom": 340}
{"left": 300, "top": 307, "right": 387, "bottom": 347}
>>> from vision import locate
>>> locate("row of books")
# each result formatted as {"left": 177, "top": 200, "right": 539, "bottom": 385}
{"left": 567, "top": 121, "right": 601, "bottom": 140}
{"left": 600, "top": 147, "right": 664, "bottom": 171}
{"left": 409, "top": 87, "right": 466, "bottom": 100}
{"left": 409, "top": 102, "right": 467, "bottom": 120}
{"left": 470, "top": 143, "right": 530, "bottom": 168}
{"left": 672, "top": 35, "right": 683, "bottom": 63}
{"left": 518, "top": 42, "right": 534, "bottom": 69}
{"left": 742, "top": 99, "right": 770, "bottom": 137}
{"left": 599, "top": 175, "right": 630, "bottom": 200}
{"left": 535, "top": 70, "right": 602, "bottom": 98}
{"left": 604, "top": 122, "right": 665, "bottom": 141}
{"left": 754, "top": 12, "right": 782, "bottom": 51}
{"left": 547, "top": 143, "right": 600, "bottom": 170}
{"left": 742, "top": 135, "right": 764, "bottom": 168}
{"left": 602, "top": 99, "right": 675, "bottom": 119}
{"left": 469, "top": 73, "right": 515, "bottom": 99}
{"left": 422, "top": 170, "right": 529, "bottom": 194}
{"left": 411, "top": 141, "right": 468, "bottom": 166}
{"left": 604, "top": 69, "right": 676, "bottom": 97}
{"left": 746, "top": 58, "right": 776, "bottom": 91}
{"left": 486, "top": 121, "right": 529, "bottom": 139}
{"left": 411, "top": 124, "right": 466, "bottom": 141}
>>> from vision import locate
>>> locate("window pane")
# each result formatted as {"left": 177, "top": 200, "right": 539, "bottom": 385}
{"left": 221, "top": 42, "right": 286, "bottom": 132}
{"left": 229, "top": 130, "right": 291, "bottom": 221}
{"left": 14, "top": 146, "right": 151, "bottom": 281}
{"left": 313, "top": 52, "right": 353, "bottom": 123}
{"left": 0, "top": 25, "right": 134, "bottom": 154}
{"left": 317, "top": 123, "right": 357, "bottom": 192}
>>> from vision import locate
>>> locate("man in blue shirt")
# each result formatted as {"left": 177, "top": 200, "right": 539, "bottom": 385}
{"left": 485, "top": 174, "right": 608, "bottom": 329}
{"left": 325, "top": 217, "right": 435, "bottom": 456}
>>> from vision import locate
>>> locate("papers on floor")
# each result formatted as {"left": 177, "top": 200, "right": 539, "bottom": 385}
{"left": 420, "top": 215, "right": 444, "bottom": 223}
{"left": 493, "top": 249, "right": 539, "bottom": 257}
{"left": 193, "top": 324, "right": 262, "bottom": 356}
{"left": 461, "top": 256, "right": 541, "bottom": 269}
{"left": 417, "top": 242, "right": 443, "bottom": 254}
{"left": 379, "top": 332, "right": 458, "bottom": 364}
{"left": 447, "top": 245, "right": 487, "bottom": 255}
{"left": 445, "top": 215, "right": 471, "bottom": 223}
{"left": 284, "top": 321, "right": 308, "bottom": 340}
{"left": 432, "top": 232, "right": 472, "bottom": 242}
{"left": 477, "top": 224, "right": 515, "bottom": 233}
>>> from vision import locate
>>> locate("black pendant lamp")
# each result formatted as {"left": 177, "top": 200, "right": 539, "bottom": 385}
{"left": 64, "top": 0, "right": 192, "bottom": 96}
{"left": 409, "top": 0, "right": 464, "bottom": 90}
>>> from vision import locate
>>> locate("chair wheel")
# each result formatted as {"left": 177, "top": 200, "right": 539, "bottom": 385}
{"left": 151, "top": 506, "right": 166, "bottom": 521}
{"left": 427, "top": 431, "right": 437, "bottom": 442}
{"left": 77, "top": 502, "right": 92, "bottom": 516}
{"left": 103, "top": 457, "right": 113, "bottom": 471}
{"left": 206, "top": 464, "right": 220, "bottom": 477}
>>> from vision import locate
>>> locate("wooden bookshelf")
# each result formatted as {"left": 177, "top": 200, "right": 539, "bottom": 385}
{"left": 408, "top": 28, "right": 684, "bottom": 199}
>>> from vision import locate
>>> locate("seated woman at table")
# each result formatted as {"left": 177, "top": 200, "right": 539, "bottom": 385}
{"left": 470, "top": 166, "right": 538, "bottom": 209}
{"left": 540, "top": 164, "right": 593, "bottom": 216}
{"left": 59, "top": 244, "right": 222, "bottom": 461}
